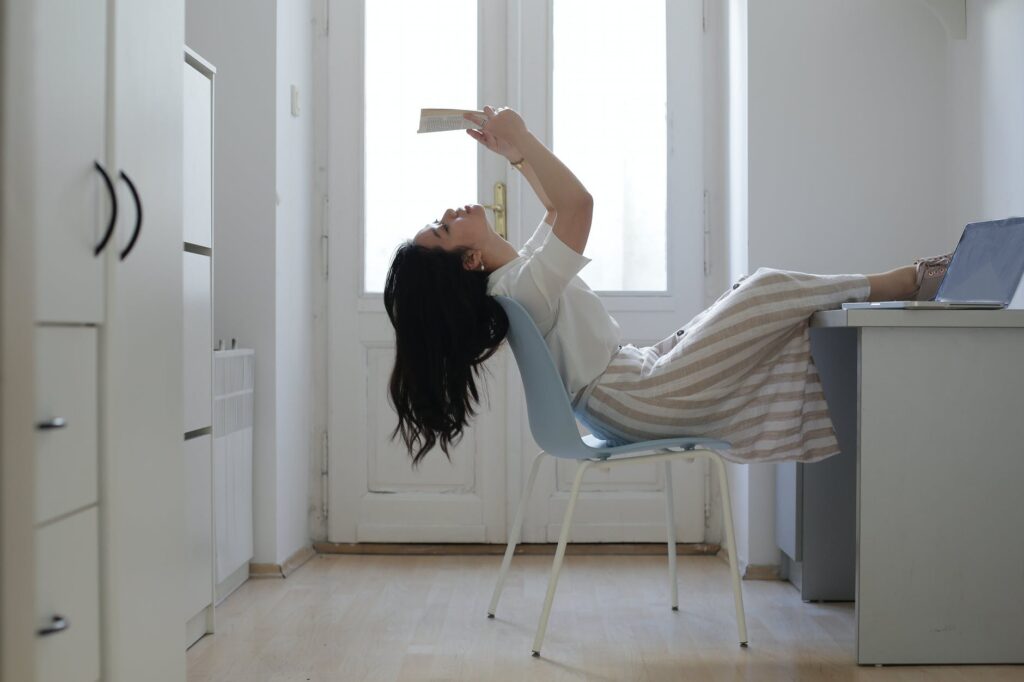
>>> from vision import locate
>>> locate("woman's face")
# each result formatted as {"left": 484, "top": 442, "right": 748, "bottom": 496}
{"left": 413, "top": 204, "right": 490, "bottom": 251}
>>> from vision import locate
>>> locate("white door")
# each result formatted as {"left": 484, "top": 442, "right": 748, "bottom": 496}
{"left": 328, "top": 0, "right": 510, "bottom": 543}
{"left": 328, "top": 0, "right": 707, "bottom": 544}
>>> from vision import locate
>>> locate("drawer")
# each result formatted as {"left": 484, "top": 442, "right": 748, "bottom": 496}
{"left": 36, "top": 507, "right": 101, "bottom": 682}
{"left": 184, "top": 434, "right": 214, "bottom": 621}
{"left": 183, "top": 61, "right": 212, "bottom": 248}
{"left": 183, "top": 251, "right": 212, "bottom": 433}
{"left": 36, "top": 327, "right": 98, "bottom": 524}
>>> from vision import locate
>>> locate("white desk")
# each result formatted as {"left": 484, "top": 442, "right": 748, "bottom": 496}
{"left": 808, "top": 309, "right": 1024, "bottom": 665}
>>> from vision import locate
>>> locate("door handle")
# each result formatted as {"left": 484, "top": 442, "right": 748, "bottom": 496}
{"left": 93, "top": 162, "right": 118, "bottom": 256}
{"left": 118, "top": 170, "right": 143, "bottom": 261}
{"left": 481, "top": 181, "right": 506, "bottom": 240}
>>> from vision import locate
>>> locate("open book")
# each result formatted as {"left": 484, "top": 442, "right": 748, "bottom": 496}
{"left": 417, "top": 108, "right": 484, "bottom": 133}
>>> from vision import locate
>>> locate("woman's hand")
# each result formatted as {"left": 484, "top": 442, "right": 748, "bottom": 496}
{"left": 464, "top": 106, "right": 528, "bottom": 161}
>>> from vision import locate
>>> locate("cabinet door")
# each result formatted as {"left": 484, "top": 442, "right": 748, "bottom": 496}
{"left": 183, "top": 62, "right": 213, "bottom": 248}
{"left": 183, "top": 252, "right": 212, "bottom": 433}
{"left": 34, "top": 0, "right": 107, "bottom": 324}
{"left": 103, "top": 0, "right": 186, "bottom": 678}
{"left": 184, "top": 435, "right": 213, "bottom": 622}
{"left": 36, "top": 508, "right": 100, "bottom": 682}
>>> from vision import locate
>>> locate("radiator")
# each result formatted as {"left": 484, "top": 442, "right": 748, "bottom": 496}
{"left": 213, "top": 349, "right": 254, "bottom": 598}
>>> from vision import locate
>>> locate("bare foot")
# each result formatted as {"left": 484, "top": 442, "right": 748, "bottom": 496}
{"left": 866, "top": 265, "right": 918, "bottom": 301}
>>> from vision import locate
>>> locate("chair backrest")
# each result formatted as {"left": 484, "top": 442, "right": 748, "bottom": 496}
{"left": 495, "top": 296, "right": 593, "bottom": 459}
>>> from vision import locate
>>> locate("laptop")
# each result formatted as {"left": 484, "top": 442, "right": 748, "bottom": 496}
{"left": 843, "top": 217, "right": 1024, "bottom": 310}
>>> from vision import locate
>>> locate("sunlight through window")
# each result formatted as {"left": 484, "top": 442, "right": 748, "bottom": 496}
{"left": 364, "top": 0, "right": 477, "bottom": 293}
{"left": 554, "top": 0, "right": 667, "bottom": 291}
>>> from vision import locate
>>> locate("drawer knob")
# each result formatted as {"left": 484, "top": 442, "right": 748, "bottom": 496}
{"left": 37, "top": 614, "right": 70, "bottom": 637}
{"left": 36, "top": 417, "right": 68, "bottom": 430}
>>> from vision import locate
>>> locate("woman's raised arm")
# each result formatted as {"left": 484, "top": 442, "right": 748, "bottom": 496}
{"left": 465, "top": 114, "right": 556, "bottom": 226}
{"left": 478, "top": 106, "right": 593, "bottom": 255}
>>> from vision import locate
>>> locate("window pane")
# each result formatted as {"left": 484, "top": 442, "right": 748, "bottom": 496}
{"left": 364, "top": 0, "right": 477, "bottom": 293}
{"left": 553, "top": 0, "right": 666, "bottom": 291}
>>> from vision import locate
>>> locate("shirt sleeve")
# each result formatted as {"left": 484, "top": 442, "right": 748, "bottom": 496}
{"left": 504, "top": 232, "right": 591, "bottom": 334}
{"left": 519, "top": 220, "right": 552, "bottom": 257}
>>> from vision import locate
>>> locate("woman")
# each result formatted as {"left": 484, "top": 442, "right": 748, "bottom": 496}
{"left": 384, "top": 106, "right": 949, "bottom": 466}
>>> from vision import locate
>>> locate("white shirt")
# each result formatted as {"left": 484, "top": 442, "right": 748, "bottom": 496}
{"left": 487, "top": 222, "right": 621, "bottom": 398}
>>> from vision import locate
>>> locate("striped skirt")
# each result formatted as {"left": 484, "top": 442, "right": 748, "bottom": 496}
{"left": 576, "top": 267, "right": 872, "bottom": 464}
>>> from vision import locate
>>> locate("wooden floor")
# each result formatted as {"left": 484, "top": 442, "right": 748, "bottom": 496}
{"left": 186, "top": 554, "right": 1023, "bottom": 681}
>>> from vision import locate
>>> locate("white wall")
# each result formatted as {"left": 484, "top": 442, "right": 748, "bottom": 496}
{"left": 274, "top": 0, "right": 315, "bottom": 565}
{"left": 720, "top": 0, "right": 953, "bottom": 570}
{"left": 186, "top": 0, "right": 315, "bottom": 566}
{"left": 948, "top": 0, "right": 1024, "bottom": 232}
{"left": 186, "top": 0, "right": 279, "bottom": 564}
{"left": 747, "top": 0, "right": 951, "bottom": 277}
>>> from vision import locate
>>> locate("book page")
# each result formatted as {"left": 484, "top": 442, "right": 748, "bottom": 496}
{"left": 417, "top": 108, "right": 483, "bottom": 133}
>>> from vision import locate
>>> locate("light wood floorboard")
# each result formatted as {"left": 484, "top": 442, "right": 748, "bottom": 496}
{"left": 186, "top": 554, "right": 1023, "bottom": 681}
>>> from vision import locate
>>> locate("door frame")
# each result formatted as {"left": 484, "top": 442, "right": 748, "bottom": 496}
{"left": 324, "top": 0, "right": 710, "bottom": 544}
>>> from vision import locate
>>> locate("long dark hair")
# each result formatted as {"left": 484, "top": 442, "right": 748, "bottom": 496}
{"left": 384, "top": 241, "right": 509, "bottom": 466}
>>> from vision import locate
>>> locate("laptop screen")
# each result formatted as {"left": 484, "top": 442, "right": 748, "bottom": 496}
{"left": 936, "top": 217, "right": 1024, "bottom": 304}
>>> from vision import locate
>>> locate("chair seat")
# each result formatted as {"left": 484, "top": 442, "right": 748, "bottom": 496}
{"left": 580, "top": 433, "right": 732, "bottom": 459}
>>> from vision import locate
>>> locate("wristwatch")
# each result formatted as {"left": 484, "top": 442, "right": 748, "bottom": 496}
{"left": 510, "top": 157, "right": 525, "bottom": 171}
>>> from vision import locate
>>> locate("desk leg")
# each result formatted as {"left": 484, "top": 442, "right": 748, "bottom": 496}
{"left": 857, "top": 327, "right": 1024, "bottom": 665}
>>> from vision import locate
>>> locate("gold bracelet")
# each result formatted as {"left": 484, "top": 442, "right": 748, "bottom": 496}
{"left": 510, "top": 157, "right": 525, "bottom": 171}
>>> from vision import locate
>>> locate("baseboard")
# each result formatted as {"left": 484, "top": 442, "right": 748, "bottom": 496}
{"left": 313, "top": 542, "right": 722, "bottom": 556}
{"left": 717, "top": 547, "right": 782, "bottom": 580}
{"left": 249, "top": 545, "right": 315, "bottom": 579}
{"left": 216, "top": 562, "right": 250, "bottom": 604}
{"left": 743, "top": 563, "right": 782, "bottom": 580}
{"left": 185, "top": 605, "right": 213, "bottom": 649}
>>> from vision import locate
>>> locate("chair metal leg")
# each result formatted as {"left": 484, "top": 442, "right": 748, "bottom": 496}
{"left": 712, "top": 454, "right": 748, "bottom": 646}
{"left": 489, "top": 450, "right": 547, "bottom": 617}
{"left": 664, "top": 460, "right": 679, "bottom": 610}
{"left": 531, "top": 459, "right": 594, "bottom": 656}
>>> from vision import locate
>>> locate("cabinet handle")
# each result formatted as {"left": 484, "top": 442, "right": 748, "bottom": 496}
{"left": 37, "top": 615, "right": 70, "bottom": 637}
{"left": 36, "top": 417, "right": 68, "bottom": 430}
{"left": 93, "top": 162, "right": 118, "bottom": 257}
{"left": 118, "top": 170, "right": 143, "bottom": 261}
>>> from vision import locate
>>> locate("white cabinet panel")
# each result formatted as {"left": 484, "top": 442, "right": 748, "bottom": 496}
{"left": 183, "top": 252, "right": 212, "bottom": 433}
{"left": 36, "top": 508, "right": 100, "bottom": 682}
{"left": 34, "top": 0, "right": 107, "bottom": 324}
{"left": 35, "top": 327, "right": 98, "bottom": 524}
{"left": 214, "top": 428, "right": 254, "bottom": 583}
{"left": 183, "top": 63, "right": 212, "bottom": 248}
{"left": 214, "top": 350, "right": 254, "bottom": 585}
{"left": 184, "top": 435, "right": 213, "bottom": 621}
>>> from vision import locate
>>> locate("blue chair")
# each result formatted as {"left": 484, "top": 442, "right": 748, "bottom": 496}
{"left": 489, "top": 296, "right": 748, "bottom": 656}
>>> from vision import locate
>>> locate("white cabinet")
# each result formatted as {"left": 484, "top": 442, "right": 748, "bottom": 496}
{"left": 182, "top": 48, "right": 217, "bottom": 649}
{"left": 2, "top": 0, "right": 187, "bottom": 680}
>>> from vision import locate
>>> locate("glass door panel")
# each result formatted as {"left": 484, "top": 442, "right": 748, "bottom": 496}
{"left": 553, "top": 0, "right": 667, "bottom": 292}
{"left": 364, "top": 0, "right": 478, "bottom": 293}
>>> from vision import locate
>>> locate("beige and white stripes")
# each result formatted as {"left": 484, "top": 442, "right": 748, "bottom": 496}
{"left": 576, "top": 268, "right": 871, "bottom": 464}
